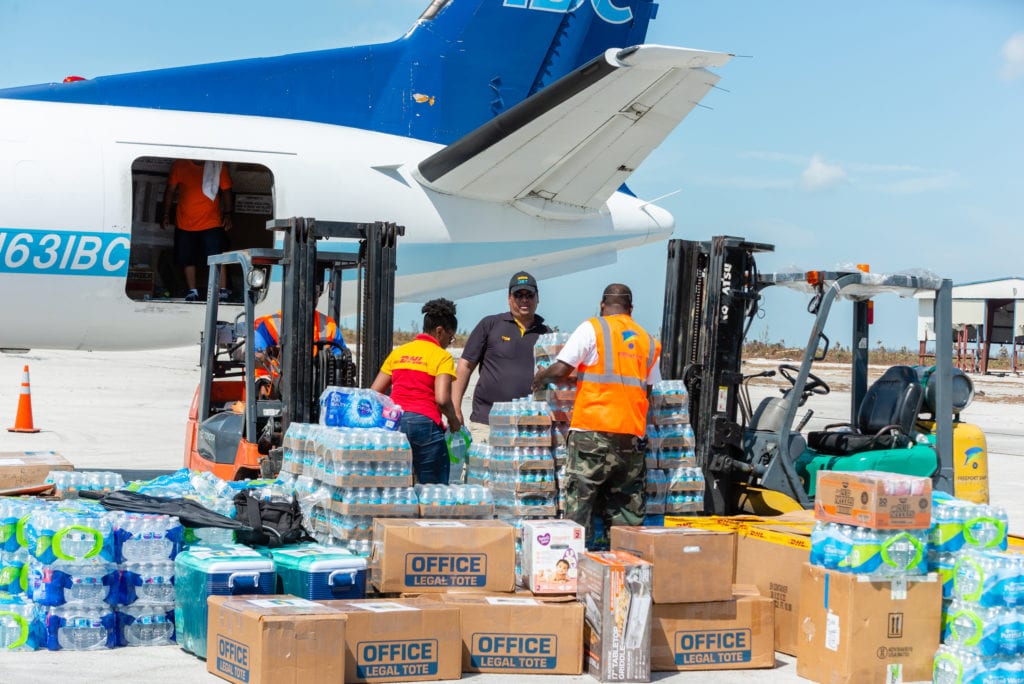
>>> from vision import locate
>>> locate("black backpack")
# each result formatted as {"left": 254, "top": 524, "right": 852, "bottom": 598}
{"left": 233, "top": 490, "right": 314, "bottom": 547}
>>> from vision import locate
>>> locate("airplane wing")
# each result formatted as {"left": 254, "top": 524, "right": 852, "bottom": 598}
{"left": 415, "top": 45, "right": 732, "bottom": 211}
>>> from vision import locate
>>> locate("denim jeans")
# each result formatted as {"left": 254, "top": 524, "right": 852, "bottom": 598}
{"left": 400, "top": 412, "right": 449, "bottom": 484}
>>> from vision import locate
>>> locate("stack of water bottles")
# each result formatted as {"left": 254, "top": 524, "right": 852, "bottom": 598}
{"left": 277, "top": 422, "right": 417, "bottom": 555}
{"left": 649, "top": 380, "right": 690, "bottom": 428}
{"left": 810, "top": 473, "right": 931, "bottom": 577}
{"left": 24, "top": 500, "right": 119, "bottom": 651}
{"left": 112, "top": 513, "right": 182, "bottom": 648}
{"left": 415, "top": 484, "right": 495, "bottom": 518}
{"left": 16, "top": 500, "right": 185, "bottom": 651}
{"left": 0, "top": 497, "right": 50, "bottom": 651}
{"left": 46, "top": 471, "right": 124, "bottom": 499}
{"left": 481, "top": 399, "right": 559, "bottom": 524}
{"left": 665, "top": 467, "right": 706, "bottom": 514}
{"left": 930, "top": 494, "right": 1021, "bottom": 682}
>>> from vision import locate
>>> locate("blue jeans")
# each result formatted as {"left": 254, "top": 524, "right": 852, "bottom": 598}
{"left": 400, "top": 412, "right": 449, "bottom": 484}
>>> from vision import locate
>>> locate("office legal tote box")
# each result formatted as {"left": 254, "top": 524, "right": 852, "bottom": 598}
{"left": 268, "top": 543, "right": 366, "bottom": 600}
{"left": 318, "top": 597, "right": 462, "bottom": 683}
{"left": 372, "top": 518, "right": 515, "bottom": 593}
{"left": 439, "top": 593, "right": 584, "bottom": 675}
{"left": 174, "top": 544, "right": 276, "bottom": 659}
{"left": 650, "top": 585, "right": 774, "bottom": 672}
{"left": 207, "top": 595, "right": 347, "bottom": 684}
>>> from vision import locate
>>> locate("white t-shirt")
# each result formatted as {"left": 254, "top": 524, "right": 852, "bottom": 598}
{"left": 556, "top": 318, "right": 662, "bottom": 385}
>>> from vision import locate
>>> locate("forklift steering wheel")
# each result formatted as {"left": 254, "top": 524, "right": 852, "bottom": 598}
{"left": 778, "top": 364, "right": 830, "bottom": 396}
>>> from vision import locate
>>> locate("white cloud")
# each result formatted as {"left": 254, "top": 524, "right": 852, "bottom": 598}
{"left": 1001, "top": 32, "right": 1024, "bottom": 81}
{"left": 800, "top": 154, "right": 847, "bottom": 192}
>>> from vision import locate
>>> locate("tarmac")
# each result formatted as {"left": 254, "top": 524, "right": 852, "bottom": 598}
{"left": 2, "top": 346, "right": 1023, "bottom": 683}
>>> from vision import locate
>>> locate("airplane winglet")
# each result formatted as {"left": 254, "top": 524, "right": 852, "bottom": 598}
{"left": 415, "top": 44, "right": 732, "bottom": 212}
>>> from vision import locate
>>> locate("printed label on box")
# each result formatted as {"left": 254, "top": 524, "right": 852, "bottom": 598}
{"left": 246, "top": 597, "right": 317, "bottom": 609}
{"left": 470, "top": 633, "right": 558, "bottom": 670}
{"left": 215, "top": 635, "right": 250, "bottom": 683}
{"left": 355, "top": 602, "right": 419, "bottom": 613}
{"left": 355, "top": 639, "right": 438, "bottom": 679}
{"left": 825, "top": 611, "right": 840, "bottom": 652}
{"left": 673, "top": 629, "right": 752, "bottom": 666}
{"left": 404, "top": 553, "right": 486, "bottom": 587}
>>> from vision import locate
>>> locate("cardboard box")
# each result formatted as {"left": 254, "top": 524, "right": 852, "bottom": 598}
{"left": 371, "top": 518, "right": 515, "bottom": 593}
{"left": 814, "top": 470, "right": 932, "bottom": 529}
{"left": 318, "top": 597, "right": 461, "bottom": 683}
{"left": 206, "top": 595, "right": 347, "bottom": 684}
{"left": 438, "top": 594, "right": 584, "bottom": 674}
{"left": 650, "top": 585, "right": 775, "bottom": 671}
{"left": 520, "top": 519, "right": 586, "bottom": 594}
{"left": 733, "top": 517, "right": 812, "bottom": 656}
{"left": 0, "top": 451, "right": 73, "bottom": 490}
{"left": 796, "top": 564, "right": 941, "bottom": 684}
{"left": 578, "top": 550, "right": 653, "bottom": 682}
{"left": 610, "top": 526, "right": 735, "bottom": 604}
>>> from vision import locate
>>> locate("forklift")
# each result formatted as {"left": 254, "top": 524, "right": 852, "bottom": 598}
{"left": 661, "top": 236, "right": 988, "bottom": 515}
{"left": 183, "top": 217, "right": 402, "bottom": 481}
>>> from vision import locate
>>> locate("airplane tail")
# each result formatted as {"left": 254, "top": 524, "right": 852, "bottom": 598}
{"left": 0, "top": 0, "right": 660, "bottom": 144}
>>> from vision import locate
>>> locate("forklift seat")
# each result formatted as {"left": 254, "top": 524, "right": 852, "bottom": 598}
{"left": 807, "top": 365, "right": 924, "bottom": 456}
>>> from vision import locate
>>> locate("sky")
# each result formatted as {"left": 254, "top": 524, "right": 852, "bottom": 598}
{"left": 1, "top": 0, "right": 1021, "bottom": 350}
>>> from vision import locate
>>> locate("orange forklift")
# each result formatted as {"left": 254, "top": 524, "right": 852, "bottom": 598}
{"left": 183, "top": 217, "right": 402, "bottom": 480}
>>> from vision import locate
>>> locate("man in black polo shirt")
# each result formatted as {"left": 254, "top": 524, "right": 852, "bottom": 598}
{"left": 453, "top": 271, "right": 552, "bottom": 441}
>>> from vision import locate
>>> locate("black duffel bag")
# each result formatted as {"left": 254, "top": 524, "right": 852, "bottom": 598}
{"left": 232, "top": 490, "right": 314, "bottom": 547}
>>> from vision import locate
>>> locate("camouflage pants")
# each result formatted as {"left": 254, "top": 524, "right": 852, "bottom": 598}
{"left": 564, "top": 430, "right": 646, "bottom": 546}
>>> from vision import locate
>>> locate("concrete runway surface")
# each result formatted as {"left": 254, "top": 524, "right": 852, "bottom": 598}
{"left": 1, "top": 346, "right": 1022, "bottom": 683}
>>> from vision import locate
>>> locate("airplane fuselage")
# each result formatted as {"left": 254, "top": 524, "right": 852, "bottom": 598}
{"left": 0, "top": 99, "right": 672, "bottom": 350}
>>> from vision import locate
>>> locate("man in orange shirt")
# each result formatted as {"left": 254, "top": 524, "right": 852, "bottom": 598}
{"left": 161, "top": 159, "right": 234, "bottom": 302}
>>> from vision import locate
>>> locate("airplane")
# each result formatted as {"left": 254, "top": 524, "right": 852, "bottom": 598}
{"left": 0, "top": 0, "right": 731, "bottom": 352}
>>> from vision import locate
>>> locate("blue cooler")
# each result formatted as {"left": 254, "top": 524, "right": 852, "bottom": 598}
{"left": 268, "top": 544, "right": 366, "bottom": 600}
{"left": 173, "top": 544, "right": 275, "bottom": 658}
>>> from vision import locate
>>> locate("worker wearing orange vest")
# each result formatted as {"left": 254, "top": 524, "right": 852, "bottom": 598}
{"left": 253, "top": 287, "right": 347, "bottom": 388}
{"left": 533, "top": 283, "right": 661, "bottom": 546}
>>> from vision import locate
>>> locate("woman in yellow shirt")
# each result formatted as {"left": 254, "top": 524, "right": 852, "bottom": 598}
{"left": 371, "top": 299, "right": 462, "bottom": 483}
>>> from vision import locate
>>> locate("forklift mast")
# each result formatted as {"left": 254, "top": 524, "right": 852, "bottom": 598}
{"left": 660, "top": 237, "right": 773, "bottom": 514}
{"left": 194, "top": 217, "right": 402, "bottom": 476}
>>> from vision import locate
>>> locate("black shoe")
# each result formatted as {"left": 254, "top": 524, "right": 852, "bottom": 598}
{"left": 185, "top": 289, "right": 200, "bottom": 302}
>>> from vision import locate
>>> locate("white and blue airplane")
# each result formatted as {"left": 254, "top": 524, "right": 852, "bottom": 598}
{"left": 0, "top": 0, "right": 730, "bottom": 351}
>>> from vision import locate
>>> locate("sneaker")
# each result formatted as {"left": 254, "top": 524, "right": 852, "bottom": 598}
{"left": 218, "top": 288, "right": 231, "bottom": 302}
{"left": 184, "top": 289, "right": 200, "bottom": 302}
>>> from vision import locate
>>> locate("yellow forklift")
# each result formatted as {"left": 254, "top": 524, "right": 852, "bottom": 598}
{"left": 183, "top": 217, "right": 402, "bottom": 480}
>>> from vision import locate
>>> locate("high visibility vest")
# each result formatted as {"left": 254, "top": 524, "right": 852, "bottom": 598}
{"left": 570, "top": 315, "right": 659, "bottom": 437}
{"left": 254, "top": 311, "right": 341, "bottom": 377}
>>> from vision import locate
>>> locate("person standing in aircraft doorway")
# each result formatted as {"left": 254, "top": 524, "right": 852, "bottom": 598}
{"left": 161, "top": 159, "right": 234, "bottom": 302}
{"left": 452, "top": 271, "right": 552, "bottom": 444}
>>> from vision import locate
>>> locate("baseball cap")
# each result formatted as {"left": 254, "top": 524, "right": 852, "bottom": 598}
{"left": 508, "top": 271, "right": 538, "bottom": 295}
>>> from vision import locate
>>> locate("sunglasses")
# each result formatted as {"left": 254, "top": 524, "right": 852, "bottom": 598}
{"left": 512, "top": 290, "right": 536, "bottom": 300}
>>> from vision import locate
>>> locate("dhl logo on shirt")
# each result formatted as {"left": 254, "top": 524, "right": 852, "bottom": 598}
{"left": 398, "top": 355, "right": 426, "bottom": 365}
{"left": 501, "top": 336, "right": 511, "bottom": 342}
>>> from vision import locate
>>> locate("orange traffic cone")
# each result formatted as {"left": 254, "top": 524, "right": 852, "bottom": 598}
{"left": 8, "top": 364, "right": 40, "bottom": 433}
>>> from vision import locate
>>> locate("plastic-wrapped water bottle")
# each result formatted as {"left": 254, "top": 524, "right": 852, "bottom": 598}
{"left": 120, "top": 605, "right": 175, "bottom": 647}
{"left": 125, "top": 560, "right": 176, "bottom": 606}
{"left": 876, "top": 529, "right": 927, "bottom": 577}
{"left": 932, "top": 644, "right": 986, "bottom": 684}
{"left": 998, "top": 607, "right": 1024, "bottom": 658}
{"left": 837, "top": 527, "right": 881, "bottom": 574}
{"left": 930, "top": 503, "right": 967, "bottom": 554}
{"left": 943, "top": 600, "right": 1000, "bottom": 657}
{"left": 963, "top": 505, "right": 1009, "bottom": 552}
{"left": 996, "top": 554, "right": 1024, "bottom": 608}
{"left": 0, "top": 593, "right": 36, "bottom": 651}
{"left": 49, "top": 606, "right": 115, "bottom": 651}
{"left": 954, "top": 552, "right": 1003, "bottom": 607}
{"left": 929, "top": 551, "right": 958, "bottom": 599}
